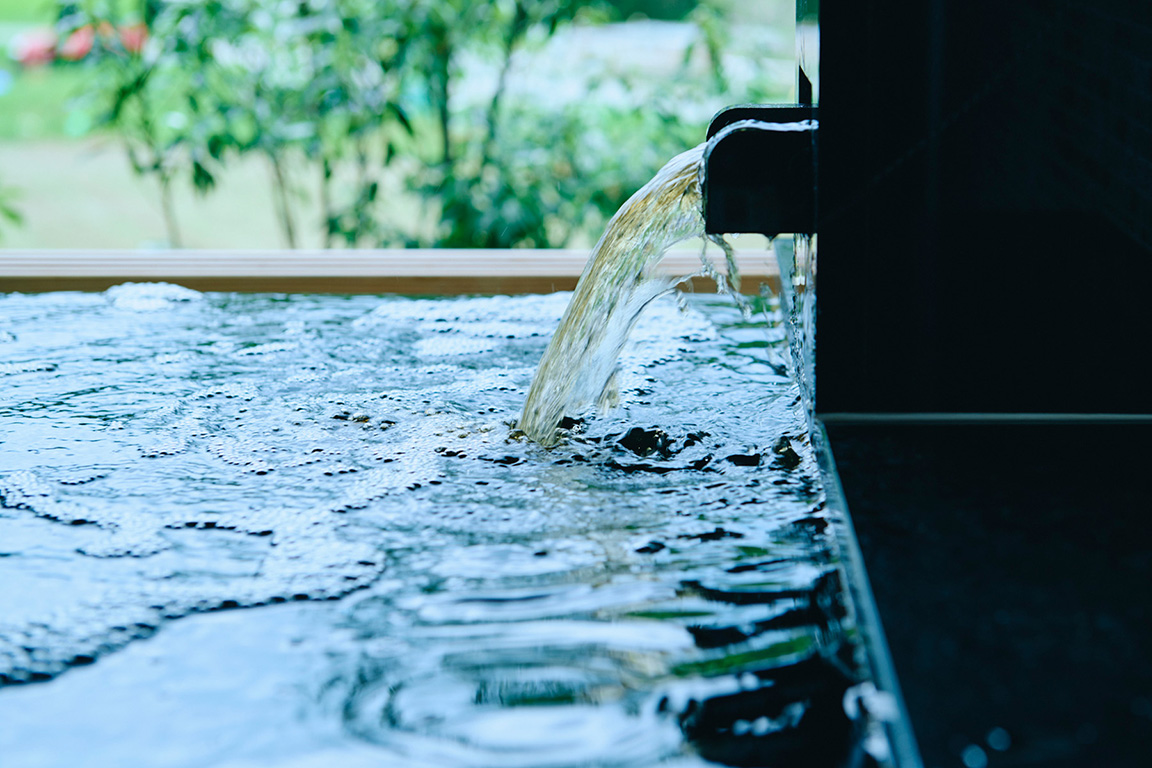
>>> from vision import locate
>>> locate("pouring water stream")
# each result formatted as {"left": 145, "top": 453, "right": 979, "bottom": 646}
{"left": 519, "top": 143, "right": 745, "bottom": 446}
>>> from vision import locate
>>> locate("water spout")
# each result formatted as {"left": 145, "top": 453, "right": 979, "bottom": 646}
{"left": 520, "top": 108, "right": 819, "bottom": 446}
{"left": 518, "top": 143, "right": 723, "bottom": 446}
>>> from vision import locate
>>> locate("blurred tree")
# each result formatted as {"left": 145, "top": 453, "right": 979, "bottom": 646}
{"left": 684, "top": 0, "right": 730, "bottom": 91}
{"left": 57, "top": 0, "right": 776, "bottom": 249}
{"left": 60, "top": 0, "right": 414, "bottom": 248}
{"left": 610, "top": 0, "right": 698, "bottom": 21}
{"left": 57, "top": 1, "right": 186, "bottom": 245}
{"left": 402, "top": 0, "right": 629, "bottom": 247}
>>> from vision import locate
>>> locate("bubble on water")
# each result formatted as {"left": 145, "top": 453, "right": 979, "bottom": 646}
{"left": 235, "top": 341, "right": 299, "bottom": 356}
{"left": 0, "top": 360, "right": 58, "bottom": 376}
{"left": 352, "top": 293, "right": 571, "bottom": 330}
{"left": 104, "top": 282, "right": 204, "bottom": 312}
{"left": 414, "top": 336, "right": 500, "bottom": 358}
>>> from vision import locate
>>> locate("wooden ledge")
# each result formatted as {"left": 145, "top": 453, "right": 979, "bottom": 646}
{"left": 0, "top": 249, "right": 780, "bottom": 295}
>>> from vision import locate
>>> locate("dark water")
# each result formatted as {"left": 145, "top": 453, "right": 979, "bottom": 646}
{"left": 0, "top": 283, "right": 875, "bottom": 767}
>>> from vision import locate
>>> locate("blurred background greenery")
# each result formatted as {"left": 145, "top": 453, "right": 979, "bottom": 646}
{"left": 0, "top": 0, "right": 792, "bottom": 249}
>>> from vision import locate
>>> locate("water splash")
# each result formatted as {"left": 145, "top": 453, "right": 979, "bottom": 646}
{"left": 519, "top": 144, "right": 741, "bottom": 446}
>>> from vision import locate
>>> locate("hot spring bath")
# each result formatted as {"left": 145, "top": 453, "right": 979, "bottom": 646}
{"left": 0, "top": 280, "right": 887, "bottom": 767}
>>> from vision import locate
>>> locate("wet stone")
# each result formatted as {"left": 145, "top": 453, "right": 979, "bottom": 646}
{"left": 771, "top": 436, "right": 803, "bottom": 471}
{"left": 617, "top": 427, "right": 674, "bottom": 458}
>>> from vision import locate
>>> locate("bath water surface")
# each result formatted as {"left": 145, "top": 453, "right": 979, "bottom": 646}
{"left": 0, "top": 282, "right": 876, "bottom": 767}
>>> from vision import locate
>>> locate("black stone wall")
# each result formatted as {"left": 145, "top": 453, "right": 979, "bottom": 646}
{"left": 817, "top": 0, "right": 1152, "bottom": 415}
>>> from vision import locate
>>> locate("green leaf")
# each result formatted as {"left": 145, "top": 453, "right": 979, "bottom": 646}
{"left": 191, "top": 160, "right": 216, "bottom": 194}
{"left": 207, "top": 135, "right": 226, "bottom": 160}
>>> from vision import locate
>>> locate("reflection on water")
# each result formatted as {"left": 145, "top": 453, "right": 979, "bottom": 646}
{"left": 0, "top": 283, "right": 878, "bottom": 767}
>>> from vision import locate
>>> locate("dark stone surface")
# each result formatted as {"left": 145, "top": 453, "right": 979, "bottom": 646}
{"left": 818, "top": 0, "right": 1152, "bottom": 415}
{"left": 825, "top": 422, "right": 1152, "bottom": 768}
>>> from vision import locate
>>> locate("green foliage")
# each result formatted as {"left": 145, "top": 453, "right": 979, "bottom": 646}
{"left": 383, "top": 0, "right": 622, "bottom": 248}
{"left": 684, "top": 0, "right": 730, "bottom": 91}
{"left": 57, "top": 1, "right": 183, "bottom": 244}
{"left": 58, "top": 0, "right": 417, "bottom": 247}
{"left": 56, "top": 0, "right": 779, "bottom": 249}
{"left": 611, "top": 0, "right": 698, "bottom": 21}
{"left": 421, "top": 102, "right": 700, "bottom": 249}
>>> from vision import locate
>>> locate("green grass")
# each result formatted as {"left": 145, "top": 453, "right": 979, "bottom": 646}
{"left": 0, "top": 66, "right": 93, "bottom": 140}
{"left": 0, "top": 0, "right": 143, "bottom": 23}
{"left": 0, "top": 0, "right": 55, "bottom": 23}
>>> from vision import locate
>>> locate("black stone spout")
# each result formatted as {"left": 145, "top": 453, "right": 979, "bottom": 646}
{"left": 703, "top": 104, "right": 818, "bottom": 237}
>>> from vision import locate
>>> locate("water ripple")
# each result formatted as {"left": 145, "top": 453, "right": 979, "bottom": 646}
{"left": 0, "top": 286, "right": 871, "bottom": 767}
